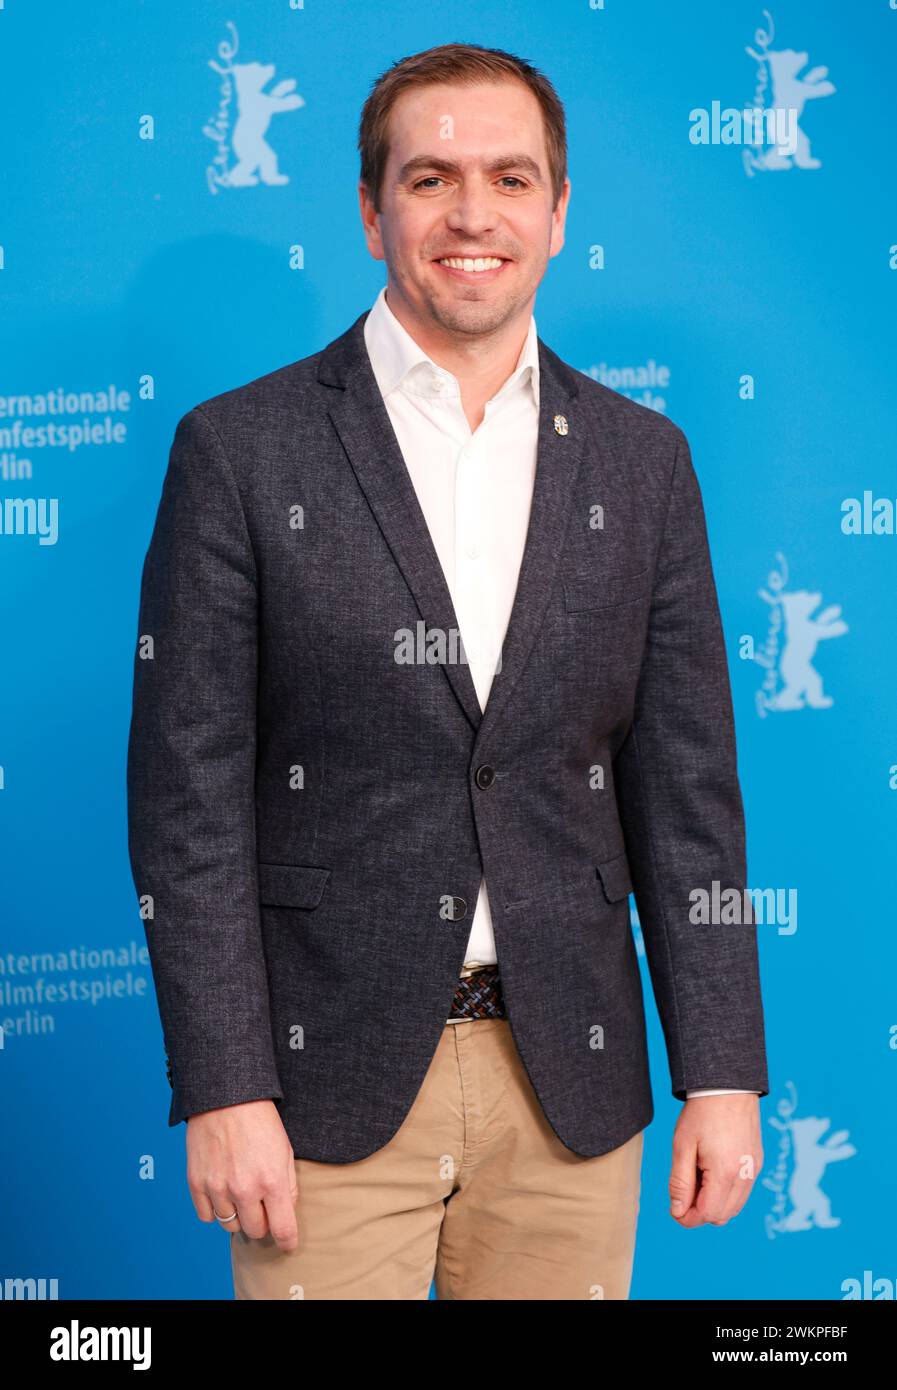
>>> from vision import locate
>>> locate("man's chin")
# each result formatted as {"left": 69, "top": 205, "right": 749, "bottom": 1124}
{"left": 427, "top": 295, "right": 520, "bottom": 337}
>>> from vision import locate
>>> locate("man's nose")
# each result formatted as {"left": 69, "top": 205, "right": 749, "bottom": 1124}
{"left": 444, "top": 183, "right": 501, "bottom": 235}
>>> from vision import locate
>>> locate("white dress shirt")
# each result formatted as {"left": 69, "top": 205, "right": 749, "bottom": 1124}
{"left": 362, "top": 286, "right": 755, "bottom": 1099}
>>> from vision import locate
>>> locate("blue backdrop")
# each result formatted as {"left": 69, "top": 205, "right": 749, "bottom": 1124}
{"left": 1, "top": 0, "right": 894, "bottom": 1301}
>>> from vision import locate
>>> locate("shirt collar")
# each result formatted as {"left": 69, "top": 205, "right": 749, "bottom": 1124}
{"left": 363, "top": 285, "right": 540, "bottom": 413}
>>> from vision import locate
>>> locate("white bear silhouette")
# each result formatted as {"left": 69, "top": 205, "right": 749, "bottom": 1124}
{"left": 769, "top": 1115, "right": 856, "bottom": 1232}
{"left": 227, "top": 61, "right": 304, "bottom": 187}
{"left": 762, "top": 588, "right": 847, "bottom": 711}
{"left": 747, "top": 47, "right": 835, "bottom": 170}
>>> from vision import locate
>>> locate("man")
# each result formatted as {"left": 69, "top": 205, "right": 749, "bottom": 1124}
{"left": 127, "top": 42, "right": 768, "bottom": 1301}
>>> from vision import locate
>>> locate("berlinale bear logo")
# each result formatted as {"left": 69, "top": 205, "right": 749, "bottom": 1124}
{"left": 749, "top": 554, "right": 848, "bottom": 717}
{"left": 204, "top": 21, "right": 304, "bottom": 194}
{"left": 743, "top": 9, "right": 835, "bottom": 176}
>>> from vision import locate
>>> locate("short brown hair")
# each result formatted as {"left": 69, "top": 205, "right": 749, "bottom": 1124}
{"left": 358, "top": 42, "right": 568, "bottom": 212}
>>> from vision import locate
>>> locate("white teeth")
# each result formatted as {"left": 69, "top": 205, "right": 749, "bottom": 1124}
{"left": 438, "top": 257, "right": 504, "bottom": 272}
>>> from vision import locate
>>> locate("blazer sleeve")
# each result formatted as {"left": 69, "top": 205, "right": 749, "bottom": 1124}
{"left": 613, "top": 428, "right": 769, "bottom": 1100}
{"left": 126, "top": 406, "right": 284, "bottom": 1125}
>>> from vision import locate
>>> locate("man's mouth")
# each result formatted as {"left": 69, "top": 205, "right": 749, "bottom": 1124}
{"left": 436, "top": 256, "right": 505, "bottom": 271}
{"left": 433, "top": 256, "right": 510, "bottom": 280}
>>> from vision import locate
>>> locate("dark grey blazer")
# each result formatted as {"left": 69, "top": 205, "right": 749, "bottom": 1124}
{"left": 126, "top": 308, "right": 769, "bottom": 1162}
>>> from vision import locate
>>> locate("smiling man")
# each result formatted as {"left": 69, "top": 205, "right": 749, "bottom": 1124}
{"left": 127, "top": 42, "right": 768, "bottom": 1301}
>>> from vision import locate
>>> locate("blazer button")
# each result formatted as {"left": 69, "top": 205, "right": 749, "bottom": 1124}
{"left": 474, "top": 764, "right": 496, "bottom": 789}
{"left": 450, "top": 896, "right": 467, "bottom": 920}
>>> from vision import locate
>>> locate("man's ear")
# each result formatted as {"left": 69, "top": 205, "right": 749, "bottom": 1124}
{"left": 549, "top": 177, "right": 571, "bottom": 260}
{"left": 359, "top": 181, "right": 385, "bottom": 262}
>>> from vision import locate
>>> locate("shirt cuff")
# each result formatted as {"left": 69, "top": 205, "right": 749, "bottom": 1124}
{"left": 685, "top": 1088, "right": 761, "bottom": 1098}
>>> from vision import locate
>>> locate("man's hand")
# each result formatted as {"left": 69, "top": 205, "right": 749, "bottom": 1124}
{"left": 186, "top": 1100, "right": 299, "bottom": 1252}
{"left": 669, "top": 1094, "right": 763, "bottom": 1228}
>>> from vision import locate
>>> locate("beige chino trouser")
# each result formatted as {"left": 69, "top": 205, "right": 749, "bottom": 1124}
{"left": 231, "top": 1017, "right": 644, "bottom": 1300}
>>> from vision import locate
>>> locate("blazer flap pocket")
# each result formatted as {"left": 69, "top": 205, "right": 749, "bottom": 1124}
{"left": 595, "top": 853, "right": 634, "bottom": 902}
{"left": 565, "top": 567, "right": 650, "bottom": 613}
{"left": 258, "top": 862, "right": 331, "bottom": 909}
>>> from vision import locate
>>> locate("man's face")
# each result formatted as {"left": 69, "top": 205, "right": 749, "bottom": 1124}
{"left": 360, "top": 79, "right": 569, "bottom": 339}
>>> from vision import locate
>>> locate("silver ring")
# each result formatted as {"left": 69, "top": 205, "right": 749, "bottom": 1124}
{"left": 214, "top": 1207, "right": 238, "bottom": 1224}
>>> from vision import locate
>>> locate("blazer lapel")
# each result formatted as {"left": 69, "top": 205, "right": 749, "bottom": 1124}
{"left": 323, "top": 311, "right": 483, "bottom": 731}
{"left": 320, "top": 311, "right": 587, "bottom": 740}
{"left": 474, "top": 339, "right": 587, "bottom": 749}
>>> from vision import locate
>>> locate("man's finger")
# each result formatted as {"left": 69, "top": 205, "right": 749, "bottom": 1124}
{"left": 235, "top": 1198, "right": 269, "bottom": 1241}
{"left": 694, "top": 1166, "right": 737, "bottom": 1226}
{"left": 206, "top": 1182, "right": 243, "bottom": 1235}
{"left": 189, "top": 1184, "right": 216, "bottom": 1224}
{"left": 714, "top": 1161, "right": 756, "bottom": 1223}
{"left": 263, "top": 1180, "right": 300, "bottom": 1253}
{"left": 669, "top": 1134, "right": 698, "bottom": 1220}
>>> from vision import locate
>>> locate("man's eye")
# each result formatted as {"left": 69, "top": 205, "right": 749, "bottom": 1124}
{"left": 411, "top": 176, "right": 528, "bottom": 191}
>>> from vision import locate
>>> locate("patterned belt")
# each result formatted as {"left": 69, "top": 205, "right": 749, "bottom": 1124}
{"left": 448, "top": 964, "right": 507, "bottom": 1021}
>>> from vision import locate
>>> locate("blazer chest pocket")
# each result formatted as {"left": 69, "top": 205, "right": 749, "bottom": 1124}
{"left": 258, "top": 862, "right": 331, "bottom": 909}
{"left": 595, "top": 852, "right": 634, "bottom": 903}
{"left": 564, "top": 567, "right": 650, "bottom": 614}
